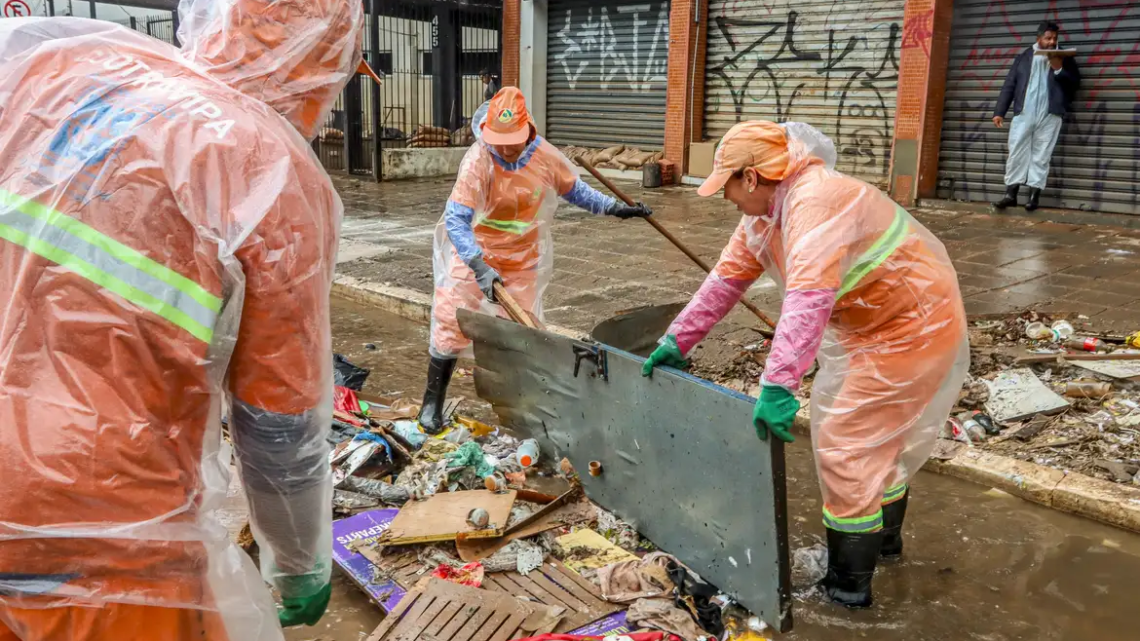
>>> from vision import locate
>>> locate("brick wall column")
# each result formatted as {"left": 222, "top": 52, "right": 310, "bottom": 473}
{"left": 662, "top": 0, "right": 708, "bottom": 182}
{"left": 889, "top": 0, "right": 953, "bottom": 205}
{"left": 502, "top": 0, "right": 521, "bottom": 88}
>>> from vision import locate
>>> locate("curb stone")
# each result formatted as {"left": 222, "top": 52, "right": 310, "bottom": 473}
{"left": 332, "top": 275, "right": 589, "bottom": 340}
{"left": 334, "top": 275, "right": 1140, "bottom": 535}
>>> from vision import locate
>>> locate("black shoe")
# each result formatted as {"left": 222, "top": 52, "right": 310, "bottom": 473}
{"left": 1025, "top": 188, "right": 1041, "bottom": 211}
{"left": 820, "top": 527, "right": 882, "bottom": 608}
{"left": 417, "top": 356, "right": 458, "bottom": 435}
{"left": 992, "top": 184, "right": 1019, "bottom": 210}
{"left": 880, "top": 491, "right": 909, "bottom": 559}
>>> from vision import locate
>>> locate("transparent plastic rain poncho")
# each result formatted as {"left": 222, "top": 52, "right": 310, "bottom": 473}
{"left": 430, "top": 101, "right": 615, "bottom": 358}
{"left": 667, "top": 123, "right": 969, "bottom": 528}
{"left": 0, "top": 1, "right": 362, "bottom": 638}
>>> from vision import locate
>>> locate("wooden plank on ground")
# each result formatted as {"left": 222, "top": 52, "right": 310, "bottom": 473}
{"left": 456, "top": 493, "right": 593, "bottom": 562}
{"left": 379, "top": 490, "right": 517, "bottom": 545}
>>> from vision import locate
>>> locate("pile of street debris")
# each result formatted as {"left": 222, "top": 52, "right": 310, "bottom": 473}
{"left": 686, "top": 312, "right": 1140, "bottom": 487}
{"left": 952, "top": 312, "right": 1140, "bottom": 484}
{"left": 319, "top": 356, "right": 769, "bottom": 641}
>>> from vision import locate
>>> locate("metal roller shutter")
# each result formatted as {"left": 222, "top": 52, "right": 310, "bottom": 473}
{"left": 938, "top": 1, "right": 1140, "bottom": 215}
{"left": 703, "top": 0, "right": 904, "bottom": 187}
{"left": 546, "top": 0, "right": 670, "bottom": 149}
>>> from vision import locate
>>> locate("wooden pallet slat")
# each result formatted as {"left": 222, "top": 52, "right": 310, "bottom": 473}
{"left": 368, "top": 578, "right": 564, "bottom": 641}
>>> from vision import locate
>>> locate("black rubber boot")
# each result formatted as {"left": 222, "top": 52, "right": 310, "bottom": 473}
{"left": 821, "top": 527, "right": 882, "bottom": 608}
{"left": 992, "top": 184, "right": 1019, "bottom": 210}
{"left": 417, "top": 356, "right": 458, "bottom": 435}
{"left": 880, "top": 491, "right": 909, "bottom": 559}
{"left": 1025, "top": 187, "right": 1042, "bottom": 211}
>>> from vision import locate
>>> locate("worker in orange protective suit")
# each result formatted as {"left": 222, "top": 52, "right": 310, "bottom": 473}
{"left": 643, "top": 121, "right": 969, "bottom": 608}
{"left": 417, "top": 87, "right": 652, "bottom": 433}
{"left": 0, "top": 1, "right": 378, "bottom": 639}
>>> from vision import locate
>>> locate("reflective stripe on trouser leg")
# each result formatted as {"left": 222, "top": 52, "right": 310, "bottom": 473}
{"left": 0, "top": 189, "right": 221, "bottom": 342}
{"left": 882, "top": 483, "right": 908, "bottom": 505}
{"left": 822, "top": 506, "right": 883, "bottom": 533}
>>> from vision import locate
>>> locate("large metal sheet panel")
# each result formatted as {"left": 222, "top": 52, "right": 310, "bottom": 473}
{"left": 937, "top": 0, "right": 1140, "bottom": 215}
{"left": 703, "top": 0, "right": 904, "bottom": 187}
{"left": 458, "top": 310, "right": 793, "bottom": 631}
{"left": 546, "top": 0, "right": 670, "bottom": 149}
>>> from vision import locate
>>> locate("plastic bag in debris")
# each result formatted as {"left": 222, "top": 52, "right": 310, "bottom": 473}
{"left": 392, "top": 419, "right": 428, "bottom": 449}
{"left": 446, "top": 441, "right": 496, "bottom": 479}
{"left": 667, "top": 121, "right": 969, "bottom": 531}
{"left": 334, "top": 353, "right": 371, "bottom": 391}
{"left": 792, "top": 544, "right": 828, "bottom": 587}
{"left": 0, "top": 2, "right": 363, "bottom": 638}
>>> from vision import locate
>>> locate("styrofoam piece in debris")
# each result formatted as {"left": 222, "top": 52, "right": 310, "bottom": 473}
{"left": 1073, "top": 360, "right": 1140, "bottom": 380}
{"left": 984, "top": 368, "right": 1070, "bottom": 423}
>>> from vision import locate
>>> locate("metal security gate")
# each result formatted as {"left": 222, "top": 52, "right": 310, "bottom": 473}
{"left": 937, "top": 0, "right": 1140, "bottom": 215}
{"left": 546, "top": 0, "right": 671, "bottom": 149}
{"left": 703, "top": 0, "right": 903, "bottom": 187}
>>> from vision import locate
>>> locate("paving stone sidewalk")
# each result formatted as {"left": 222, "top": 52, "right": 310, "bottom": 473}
{"left": 332, "top": 173, "right": 1140, "bottom": 334}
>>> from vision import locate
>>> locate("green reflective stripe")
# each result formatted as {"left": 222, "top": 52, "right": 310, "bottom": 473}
{"left": 822, "top": 507, "right": 883, "bottom": 533}
{"left": 0, "top": 221, "right": 214, "bottom": 342}
{"left": 477, "top": 218, "right": 532, "bottom": 234}
{"left": 836, "top": 206, "right": 910, "bottom": 299}
{"left": 882, "top": 483, "right": 908, "bottom": 504}
{"left": 0, "top": 189, "right": 222, "bottom": 313}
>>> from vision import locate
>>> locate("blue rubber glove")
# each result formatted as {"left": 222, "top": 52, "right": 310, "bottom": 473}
{"left": 467, "top": 256, "right": 503, "bottom": 302}
{"left": 278, "top": 580, "right": 331, "bottom": 628}
{"left": 753, "top": 385, "right": 798, "bottom": 443}
{"left": 641, "top": 335, "right": 688, "bottom": 376}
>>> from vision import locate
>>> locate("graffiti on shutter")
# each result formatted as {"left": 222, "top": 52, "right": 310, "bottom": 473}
{"left": 546, "top": 0, "right": 670, "bottom": 149}
{"left": 703, "top": 1, "right": 903, "bottom": 186}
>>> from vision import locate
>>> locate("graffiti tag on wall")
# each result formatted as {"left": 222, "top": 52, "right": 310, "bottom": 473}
{"left": 705, "top": 1, "right": 901, "bottom": 180}
{"left": 552, "top": 2, "right": 670, "bottom": 94}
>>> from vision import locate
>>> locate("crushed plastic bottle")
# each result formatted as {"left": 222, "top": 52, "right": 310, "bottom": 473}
{"left": 1065, "top": 380, "right": 1112, "bottom": 399}
{"left": 516, "top": 439, "right": 540, "bottom": 468}
{"left": 1065, "top": 337, "right": 1109, "bottom": 353}
{"left": 970, "top": 411, "right": 999, "bottom": 435}
{"left": 957, "top": 412, "right": 987, "bottom": 442}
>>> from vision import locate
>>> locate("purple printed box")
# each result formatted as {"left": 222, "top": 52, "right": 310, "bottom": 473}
{"left": 333, "top": 510, "right": 629, "bottom": 635}
{"left": 332, "top": 509, "right": 405, "bottom": 611}
{"left": 570, "top": 611, "right": 631, "bottom": 636}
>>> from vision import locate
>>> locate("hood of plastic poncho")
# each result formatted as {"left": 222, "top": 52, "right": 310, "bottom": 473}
{"left": 178, "top": 0, "right": 364, "bottom": 140}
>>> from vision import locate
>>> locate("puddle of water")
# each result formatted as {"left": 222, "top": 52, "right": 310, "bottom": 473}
{"left": 325, "top": 296, "right": 1140, "bottom": 640}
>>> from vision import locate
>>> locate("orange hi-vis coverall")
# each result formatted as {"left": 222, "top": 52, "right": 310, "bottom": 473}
{"left": 666, "top": 126, "right": 969, "bottom": 533}
{"left": 0, "top": 1, "right": 364, "bottom": 639}
{"left": 430, "top": 102, "right": 617, "bottom": 359}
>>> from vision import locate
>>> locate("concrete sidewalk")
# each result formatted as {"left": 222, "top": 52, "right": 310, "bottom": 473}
{"left": 332, "top": 173, "right": 1140, "bottom": 333}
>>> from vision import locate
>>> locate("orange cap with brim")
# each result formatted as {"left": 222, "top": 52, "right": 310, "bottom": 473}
{"left": 358, "top": 60, "right": 383, "bottom": 86}
{"left": 697, "top": 121, "right": 790, "bottom": 197}
{"left": 482, "top": 87, "right": 532, "bottom": 146}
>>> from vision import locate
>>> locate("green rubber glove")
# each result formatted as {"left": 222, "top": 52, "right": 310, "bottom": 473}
{"left": 752, "top": 385, "right": 798, "bottom": 443}
{"left": 641, "top": 335, "right": 689, "bottom": 376}
{"left": 278, "top": 581, "right": 332, "bottom": 628}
